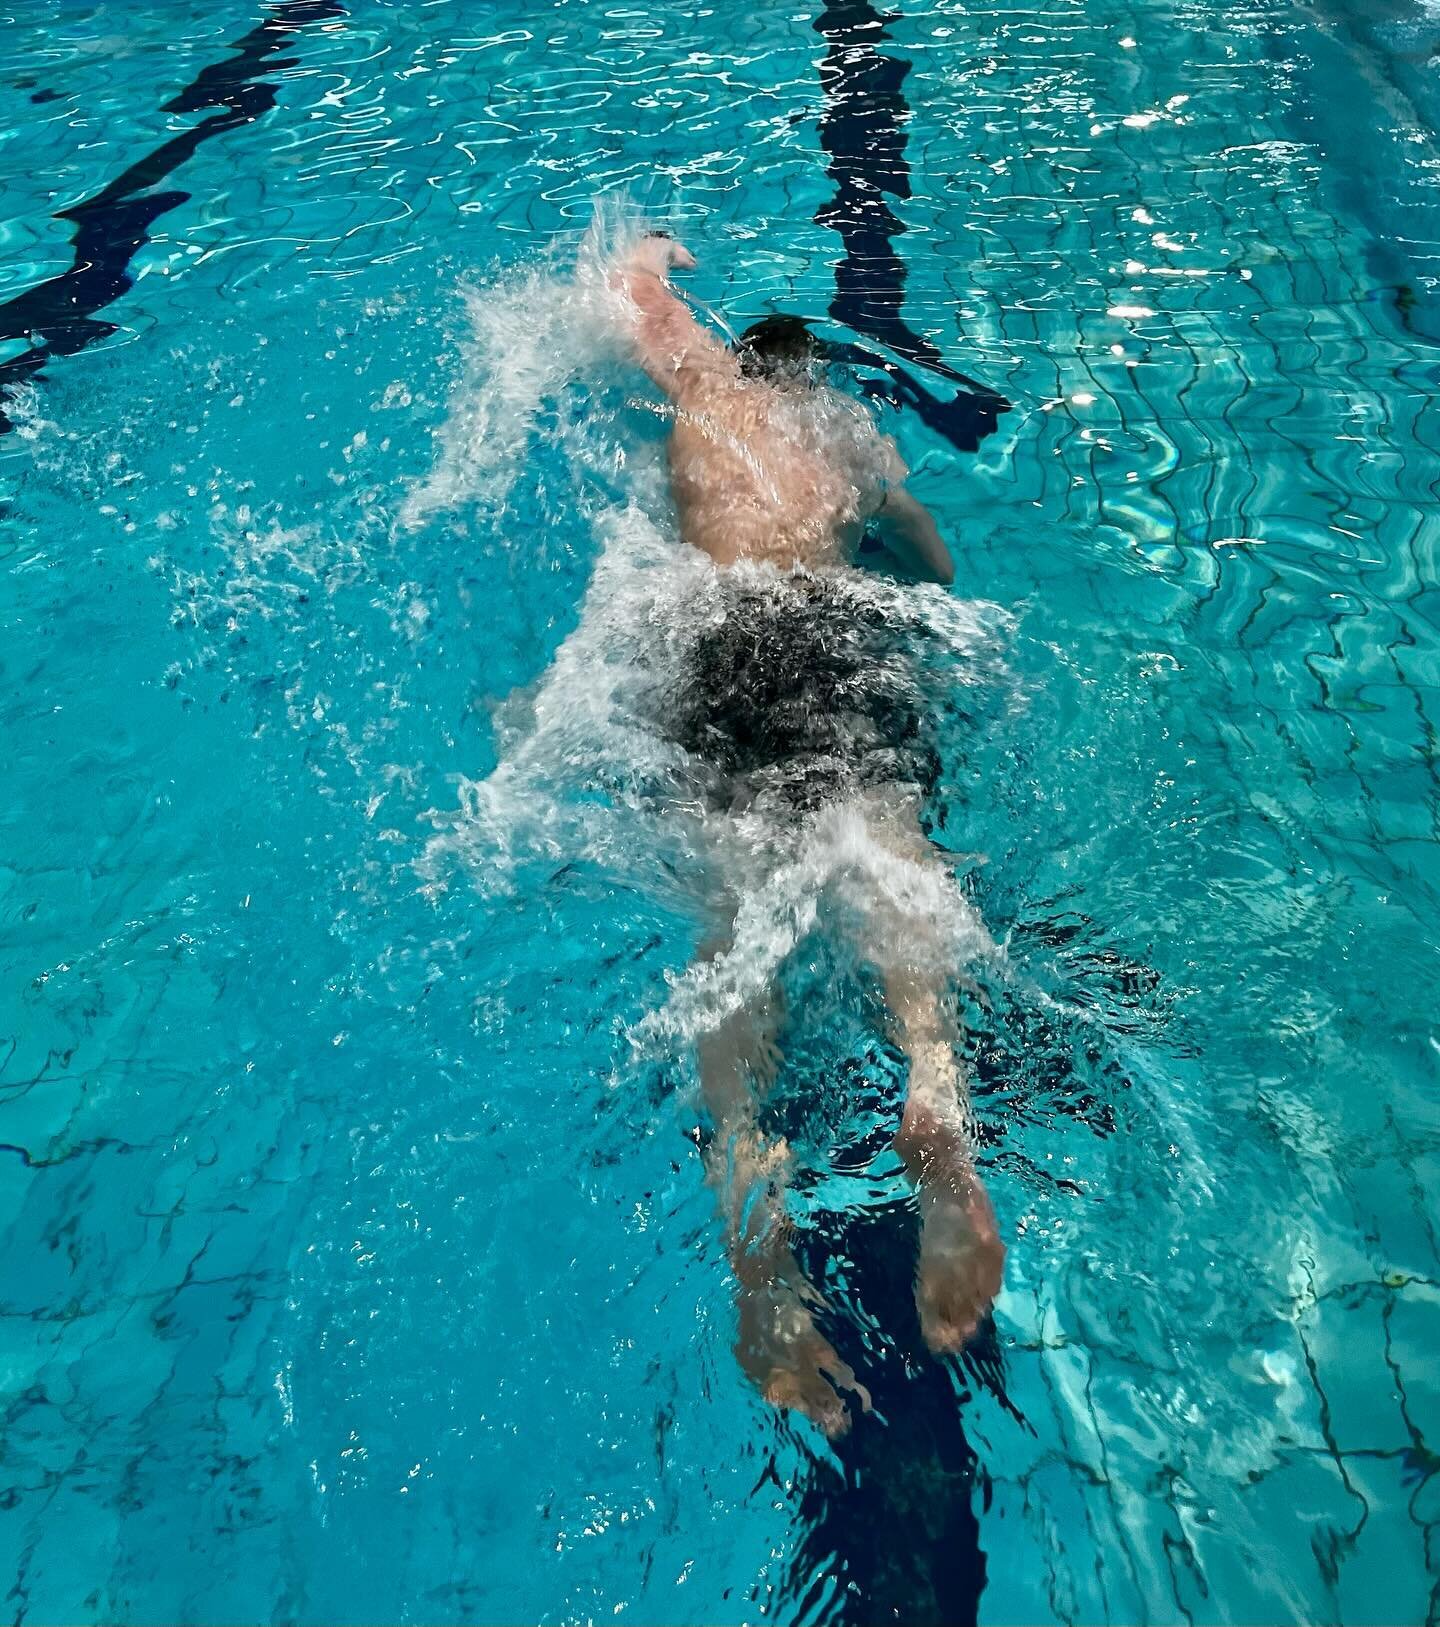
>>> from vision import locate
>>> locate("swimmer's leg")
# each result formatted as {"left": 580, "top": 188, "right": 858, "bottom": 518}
{"left": 883, "top": 962, "right": 1004, "bottom": 1352}
{"left": 696, "top": 937, "right": 870, "bottom": 1437}
{"left": 868, "top": 809, "right": 1005, "bottom": 1353}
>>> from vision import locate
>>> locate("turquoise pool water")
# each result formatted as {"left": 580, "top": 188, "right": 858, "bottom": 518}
{"left": 3, "top": 0, "right": 1440, "bottom": 1622}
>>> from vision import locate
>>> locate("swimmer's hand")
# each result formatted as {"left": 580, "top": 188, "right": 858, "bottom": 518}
{"left": 612, "top": 233, "right": 724, "bottom": 399}
{"left": 859, "top": 440, "right": 955, "bottom": 585}
{"left": 628, "top": 231, "right": 697, "bottom": 279}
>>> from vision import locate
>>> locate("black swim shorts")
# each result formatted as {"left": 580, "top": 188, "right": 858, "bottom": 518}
{"left": 669, "top": 570, "right": 940, "bottom": 812}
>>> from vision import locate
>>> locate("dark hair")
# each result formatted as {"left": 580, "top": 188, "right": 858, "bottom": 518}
{"left": 733, "top": 314, "right": 829, "bottom": 382}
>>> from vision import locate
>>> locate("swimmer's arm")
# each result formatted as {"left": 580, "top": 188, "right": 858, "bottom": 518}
{"left": 859, "top": 435, "right": 956, "bottom": 586}
{"left": 873, "top": 487, "right": 956, "bottom": 586}
{"left": 613, "top": 236, "right": 729, "bottom": 400}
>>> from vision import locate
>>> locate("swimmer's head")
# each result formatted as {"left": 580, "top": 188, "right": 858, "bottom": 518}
{"left": 733, "top": 315, "right": 829, "bottom": 386}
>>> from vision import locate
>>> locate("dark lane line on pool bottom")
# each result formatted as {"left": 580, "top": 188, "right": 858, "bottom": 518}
{"left": 0, "top": 0, "right": 344, "bottom": 436}
{"left": 793, "top": 4, "right": 1011, "bottom": 1618}
{"left": 813, "top": 0, "right": 1010, "bottom": 455}
{"left": 791, "top": 1202, "right": 1002, "bottom": 1627}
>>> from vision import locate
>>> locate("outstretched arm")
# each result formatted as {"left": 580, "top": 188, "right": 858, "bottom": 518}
{"left": 613, "top": 234, "right": 729, "bottom": 399}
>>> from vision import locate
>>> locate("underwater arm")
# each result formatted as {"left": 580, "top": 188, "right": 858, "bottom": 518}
{"left": 873, "top": 487, "right": 955, "bottom": 586}
{"left": 613, "top": 235, "right": 728, "bottom": 398}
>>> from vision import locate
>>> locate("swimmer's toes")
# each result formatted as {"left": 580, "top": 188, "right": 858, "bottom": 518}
{"left": 919, "top": 1301, "right": 978, "bottom": 1356}
{"left": 736, "top": 1288, "right": 866, "bottom": 1437}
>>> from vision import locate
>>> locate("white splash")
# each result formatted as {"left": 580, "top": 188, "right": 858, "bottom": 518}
{"left": 412, "top": 203, "right": 1014, "bottom": 1043}
{"left": 638, "top": 792, "right": 999, "bottom": 1049}
{"left": 399, "top": 196, "right": 653, "bottom": 530}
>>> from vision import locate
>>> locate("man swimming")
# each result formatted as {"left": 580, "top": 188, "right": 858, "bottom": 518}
{"left": 614, "top": 231, "right": 1004, "bottom": 1437}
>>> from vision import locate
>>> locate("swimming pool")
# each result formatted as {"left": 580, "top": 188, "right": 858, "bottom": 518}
{"left": 3, "top": 0, "right": 1439, "bottom": 1621}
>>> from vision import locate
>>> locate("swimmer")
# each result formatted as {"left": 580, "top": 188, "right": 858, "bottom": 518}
{"left": 615, "top": 231, "right": 1004, "bottom": 1437}
{"left": 617, "top": 234, "right": 955, "bottom": 583}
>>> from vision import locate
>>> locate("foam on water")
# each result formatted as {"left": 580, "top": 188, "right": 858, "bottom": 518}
{"left": 638, "top": 792, "right": 1000, "bottom": 1049}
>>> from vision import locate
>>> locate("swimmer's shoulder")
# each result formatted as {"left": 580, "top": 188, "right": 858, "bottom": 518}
{"left": 670, "top": 349, "right": 749, "bottom": 412}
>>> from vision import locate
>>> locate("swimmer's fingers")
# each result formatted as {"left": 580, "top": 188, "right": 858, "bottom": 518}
{"left": 638, "top": 231, "right": 697, "bottom": 275}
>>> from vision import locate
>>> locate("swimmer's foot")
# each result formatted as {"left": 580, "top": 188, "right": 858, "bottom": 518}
{"left": 915, "top": 1167, "right": 1005, "bottom": 1354}
{"left": 735, "top": 1267, "right": 871, "bottom": 1438}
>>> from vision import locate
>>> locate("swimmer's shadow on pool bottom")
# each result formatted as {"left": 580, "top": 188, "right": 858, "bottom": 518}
{"left": 778, "top": 1196, "right": 1019, "bottom": 1627}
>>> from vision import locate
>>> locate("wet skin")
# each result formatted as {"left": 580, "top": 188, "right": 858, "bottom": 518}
{"left": 618, "top": 235, "right": 1003, "bottom": 1434}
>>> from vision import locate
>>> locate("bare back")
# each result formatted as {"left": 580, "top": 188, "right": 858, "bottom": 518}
{"left": 615, "top": 239, "right": 897, "bottom": 571}
{"left": 667, "top": 367, "right": 895, "bottom": 569}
